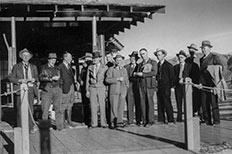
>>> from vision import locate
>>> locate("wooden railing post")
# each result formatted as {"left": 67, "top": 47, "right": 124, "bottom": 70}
{"left": 184, "top": 77, "right": 200, "bottom": 152}
{"left": 20, "top": 83, "right": 30, "bottom": 154}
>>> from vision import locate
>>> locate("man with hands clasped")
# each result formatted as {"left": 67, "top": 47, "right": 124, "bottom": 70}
{"left": 106, "top": 54, "right": 129, "bottom": 128}
{"left": 39, "top": 52, "right": 63, "bottom": 131}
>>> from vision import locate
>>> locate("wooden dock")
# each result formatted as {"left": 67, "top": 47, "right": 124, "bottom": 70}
{"left": 1, "top": 120, "right": 232, "bottom": 154}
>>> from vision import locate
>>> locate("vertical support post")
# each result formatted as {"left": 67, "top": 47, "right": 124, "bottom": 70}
{"left": 20, "top": 83, "right": 30, "bottom": 154}
{"left": 11, "top": 16, "right": 17, "bottom": 106}
{"left": 39, "top": 120, "right": 51, "bottom": 154}
{"left": 0, "top": 74, "right": 1, "bottom": 122}
{"left": 184, "top": 77, "right": 200, "bottom": 152}
{"left": 92, "top": 16, "right": 97, "bottom": 52}
{"left": 100, "top": 34, "right": 105, "bottom": 64}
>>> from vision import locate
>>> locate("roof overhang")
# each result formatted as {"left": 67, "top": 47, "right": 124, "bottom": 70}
{"left": 0, "top": 0, "right": 165, "bottom": 36}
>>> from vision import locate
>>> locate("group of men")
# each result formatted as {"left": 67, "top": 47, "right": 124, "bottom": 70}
{"left": 9, "top": 50, "right": 79, "bottom": 133}
{"left": 8, "top": 39, "right": 224, "bottom": 133}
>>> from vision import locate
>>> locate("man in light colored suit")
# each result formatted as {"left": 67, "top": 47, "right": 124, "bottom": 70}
{"left": 9, "top": 48, "right": 38, "bottom": 133}
{"left": 86, "top": 52, "right": 108, "bottom": 128}
{"left": 106, "top": 54, "right": 129, "bottom": 128}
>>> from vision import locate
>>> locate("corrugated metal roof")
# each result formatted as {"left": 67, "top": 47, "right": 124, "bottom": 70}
{"left": 0, "top": 0, "right": 164, "bottom": 6}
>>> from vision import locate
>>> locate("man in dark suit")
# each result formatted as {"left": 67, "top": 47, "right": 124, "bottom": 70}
{"left": 134, "top": 48, "right": 157, "bottom": 127}
{"left": 125, "top": 51, "right": 141, "bottom": 126}
{"left": 154, "top": 49, "right": 175, "bottom": 124}
{"left": 174, "top": 50, "right": 191, "bottom": 122}
{"left": 199, "top": 40, "right": 223, "bottom": 126}
{"left": 59, "top": 52, "right": 78, "bottom": 129}
{"left": 79, "top": 53, "right": 92, "bottom": 126}
{"left": 185, "top": 43, "right": 201, "bottom": 118}
{"left": 9, "top": 48, "right": 38, "bottom": 133}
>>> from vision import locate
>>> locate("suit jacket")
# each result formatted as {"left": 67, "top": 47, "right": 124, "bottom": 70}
{"left": 39, "top": 64, "right": 61, "bottom": 91}
{"left": 157, "top": 60, "right": 175, "bottom": 88}
{"left": 59, "top": 63, "right": 76, "bottom": 94}
{"left": 125, "top": 63, "right": 139, "bottom": 93}
{"left": 174, "top": 63, "right": 191, "bottom": 85}
{"left": 105, "top": 66, "right": 129, "bottom": 95}
{"left": 8, "top": 62, "right": 38, "bottom": 95}
{"left": 137, "top": 58, "right": 157, "bottom": 89}
{"left": 199, "top": 53, "right": 223, "bottom": 86}
{"left": 86, "top": 63, "right": 108, "bottom": 92}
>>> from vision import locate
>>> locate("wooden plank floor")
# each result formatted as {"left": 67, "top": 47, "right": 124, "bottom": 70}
{"left": 1, "top": 120, "right": 232, "bottom": 154}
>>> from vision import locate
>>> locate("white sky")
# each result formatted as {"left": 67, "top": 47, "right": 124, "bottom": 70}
{"left": 115, "top": 0, "right": 232, "bottom": 59}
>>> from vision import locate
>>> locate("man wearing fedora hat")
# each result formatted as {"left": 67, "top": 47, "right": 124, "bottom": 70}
{"left": 39, "top": 52, "right": 63, "bottom": 130}
{"left": 86, "top": 52, "right": 108, "bottom": 128}
{"left": 106, "top": 54, "right": 129, "bottom": 128}
{"left": 9, "top": 48, "right": 38, "bottom": 133}
{"left": 134, "top": 48, "right": 157, "bottom": 127}
{"left": 124, "top": 51, "right": 141, "bottom": 126}
{"left": 199, "top": 40, "right": 223, "bottom": 126}
{"left": 174, "top": 50, "right": 191, "bottom": 122}
{"left": 154, "top": 49, "right": 175, "bottom": 124}
{"left": 79, "top": 52, "right": 92, "bottom": 126}
{"left": 186, "top": 43, "right": 202, "bottom": 118}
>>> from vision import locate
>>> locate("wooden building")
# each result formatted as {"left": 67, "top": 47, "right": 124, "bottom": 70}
{"left": 0, "top": 0, "right": 165, "bottom": 104}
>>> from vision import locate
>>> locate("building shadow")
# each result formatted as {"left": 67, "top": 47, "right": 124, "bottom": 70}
{"left": 115, "top": 127, "right": 186, "bottom": 149}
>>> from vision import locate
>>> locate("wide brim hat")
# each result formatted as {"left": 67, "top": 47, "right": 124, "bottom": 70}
{"left": 176, "top": 50, "right": 187, "bottom": 57}
{"left": 48, "top": 53, "right": 57, "bottom": 59}
{"left": 92, "top": 52, "right": 102, "bottom": 59}
{"left": 129, "top": 51, "right": 139, "bottom": 59}
{"left": 114, "top": 54, "right": 124, "bottom": 60}
{"left": 200, "top": 40, "right": 213, "bottom": 48}
{"left": 154, "top": 49, "right": 167, "bottom": 57}
{"left": 19, "top": 48, "right": 33, "bottom": 59}
{"left": 187, "top": 43, "right": 198, "bottom": 51}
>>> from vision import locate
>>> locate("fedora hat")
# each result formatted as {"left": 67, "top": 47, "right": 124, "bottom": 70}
{"left": 85, "top": 52, "right": 93, "bottom": 58}
{"left": 19, "top": 48, "right": 33, "bottom": 59}
{"left": 48, "top": 53, "right": 57, "bottom": 59}
{"left": 154, "top": 48, "right": 167, "bottom": 57}
{"left": 92, "top": 52, "right": 102, "bottom": 59}
{"left": 200, "top": 40, "right": 213, "bottom": 48}
{"left": 187, "top": 43, "right": 198, "bottom": 51}
{"left": 114, "top": 54, "right": 124, "bottom": 60}
{"left": 129, "top": 51, "right": 139, "bottom": 59}
{"left": 176, "top": 50, "right": 187, "bottom": 57}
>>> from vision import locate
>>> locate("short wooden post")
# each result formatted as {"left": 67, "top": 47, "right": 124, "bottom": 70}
{"left": 184, "top": 77, "right": 200, "bottom": 152}
{"left": 20, "top": 83, "right": 30, "bottom": 154}
{"left": 39, "top": 120, "right": 51, "bottom": 154}
{"left": 14, "top": 127, "right": 22, "bottom": 154}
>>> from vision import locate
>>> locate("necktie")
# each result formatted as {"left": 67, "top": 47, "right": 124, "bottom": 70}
{"left": 179, "top": 63, "right": 184, "bottom": 78}
{"left": 158, "top": 62, "right": 162, "bottom": 80}
{"left": 24, "top": 64, "right": 28, "bottom": 79}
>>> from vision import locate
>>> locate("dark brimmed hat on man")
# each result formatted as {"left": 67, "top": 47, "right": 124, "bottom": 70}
{"left": 154, "top": 48, "right": 167, "bottom": 57}
{"left": 19, "top": 48, "right": 33, "bottom": 59}
{"left": 200, "top": 40, "right": 213, "bottom": 48}
{"left": 92, "top": 52, "right": 102, "bottom": 59}
{"left": 48, "top": 53, "right": 57, "bottom": 59}
{"left": 114, "top": 54, "right": 124, "bottom": 60}
{"left": 129, "top": 51, "right": 139, "bottom": 59}
{"left": 187, "top": 43, "right": 198, "bottom": 51}
{"left": 176, "top": 50, "right": 187, "bottom": 57}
